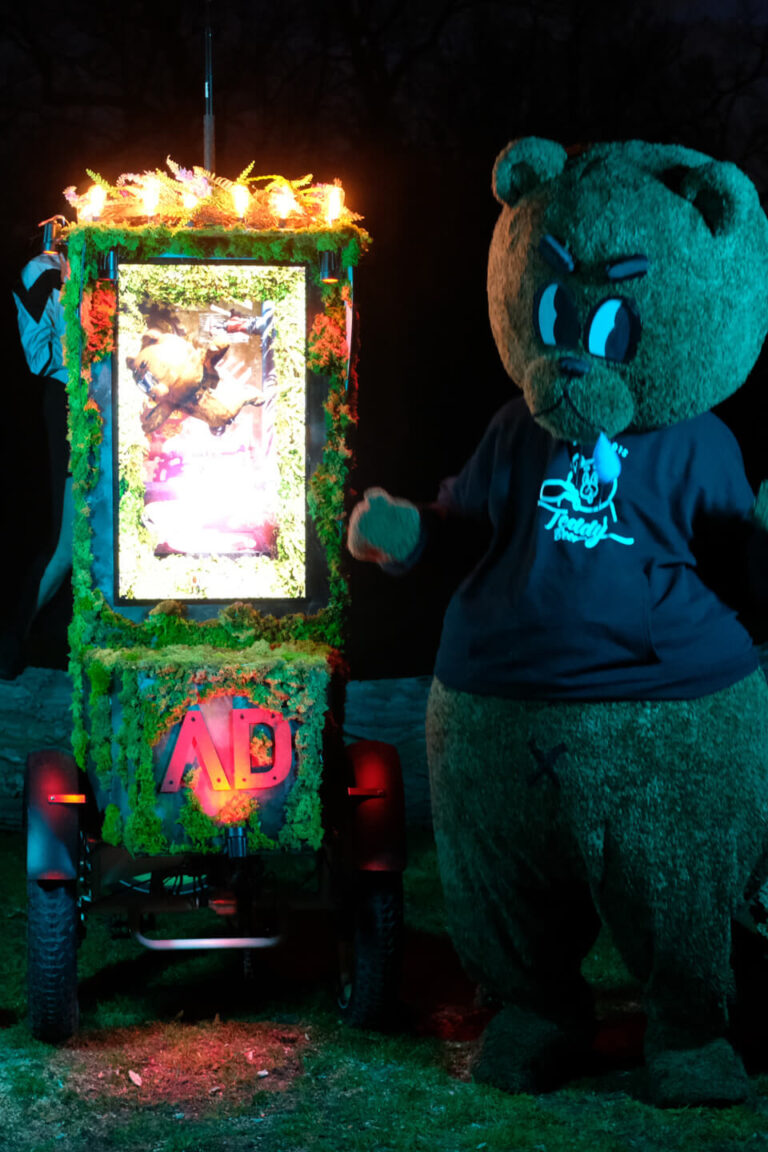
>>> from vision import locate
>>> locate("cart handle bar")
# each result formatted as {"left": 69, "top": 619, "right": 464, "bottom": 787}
{"left": 135, "top": 930, "right": 282, "bottom": 951}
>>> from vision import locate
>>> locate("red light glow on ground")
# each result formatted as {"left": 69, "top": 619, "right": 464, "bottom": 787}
{"left": 57, "top": 1020, "right": 308, "bottom": 1118}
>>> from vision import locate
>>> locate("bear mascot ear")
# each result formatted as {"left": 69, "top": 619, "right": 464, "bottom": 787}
{"left": 676, "top": 159, "right": 761, "bottom": 237}
{"left": 492, "top": 137, "right": 569, "bottom": 206}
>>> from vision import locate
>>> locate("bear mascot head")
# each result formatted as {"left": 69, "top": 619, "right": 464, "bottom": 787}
{"left": 488, "top": 137, "right": 768, "bottom": 443}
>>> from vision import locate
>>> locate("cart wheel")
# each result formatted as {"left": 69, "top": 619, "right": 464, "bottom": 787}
{"left": 337, "top": 871, "right": 403, "bottom": 1029}
{"left": 27, "top": 878, "right": 79, "bottom": 1042}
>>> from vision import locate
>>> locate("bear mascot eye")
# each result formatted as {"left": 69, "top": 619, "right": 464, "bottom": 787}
{"left": 586, "top": 297, "right": 641, "bottom": 363}
{"left": 534, "top": 283, "right": 581, "bottom": 349}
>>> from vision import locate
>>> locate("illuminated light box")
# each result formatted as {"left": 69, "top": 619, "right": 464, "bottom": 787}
{"left": 116, "top": 262, "right": 307, "bottom": 602}
{"left": 60, "top": 161, "right": 369, "bottom": 852}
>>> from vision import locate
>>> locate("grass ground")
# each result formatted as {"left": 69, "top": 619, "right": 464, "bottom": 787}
{"left": 4, "top": 829, "right": 768, "bottom": 1152}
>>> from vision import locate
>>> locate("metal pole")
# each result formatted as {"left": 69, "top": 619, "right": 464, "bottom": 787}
{"left": 203, "top": 0, "right": 215, "bottom": 172}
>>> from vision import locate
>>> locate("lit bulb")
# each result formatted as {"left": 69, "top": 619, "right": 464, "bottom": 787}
{"left": 81, "top": 184, "right": 107, "bottom": 221}
{"left": 271, "top": 186, "right": 298, "bottom": 221}
{"left": 231, "top": 184, "right": 250, "bottom": 218}
{"left": 143, "top": 180, "right": 160, "bottom": 217}
{"left": 182, "top": 191, "right": 198, "bottom": 211}
{"left": 325, "top": 185, "right": 344, "bottom": 225}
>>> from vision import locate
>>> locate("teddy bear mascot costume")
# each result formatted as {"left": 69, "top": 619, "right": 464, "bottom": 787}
{"left": 348, "top": 138, "right": 768, "bottom": 1107}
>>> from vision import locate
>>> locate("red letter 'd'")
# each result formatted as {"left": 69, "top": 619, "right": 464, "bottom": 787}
{"left": 232, "top": 709, "right": 292, "bottom": 791}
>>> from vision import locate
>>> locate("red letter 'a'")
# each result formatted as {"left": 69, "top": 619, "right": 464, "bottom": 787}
{"left": 160, "top": 710, "right": 228, "bottom": 792}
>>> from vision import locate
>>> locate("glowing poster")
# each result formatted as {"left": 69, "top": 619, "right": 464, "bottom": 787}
{"left": 116, "top": 263, "right": 306, "bottom": 601}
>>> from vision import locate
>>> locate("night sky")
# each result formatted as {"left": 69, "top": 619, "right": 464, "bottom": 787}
{"left": 2, "top": 0, "right": 767, "bottom": 677}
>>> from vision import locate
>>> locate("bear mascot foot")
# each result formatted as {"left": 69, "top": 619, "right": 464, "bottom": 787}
{"left": 646, "top": 1039, "right": 751, "bottom": 1108}
{"left": 471, "top": 1005, "right": 595, "bottom": 1094}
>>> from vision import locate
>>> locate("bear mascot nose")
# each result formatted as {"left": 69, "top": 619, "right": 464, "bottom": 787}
{"left": 559, "top": 356, "right": 591, "bottom": 378}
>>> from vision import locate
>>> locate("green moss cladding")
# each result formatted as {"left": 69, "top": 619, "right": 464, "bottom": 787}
{"left": 82, "top": 643, "right": 334, "bottom": 854}
{"left": 63, "top": 223, "right": 368, "bottom": 854}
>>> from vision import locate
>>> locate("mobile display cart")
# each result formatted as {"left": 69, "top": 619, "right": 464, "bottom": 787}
{"left": 25, "top": 165, "right": 406, "bottom": 1042}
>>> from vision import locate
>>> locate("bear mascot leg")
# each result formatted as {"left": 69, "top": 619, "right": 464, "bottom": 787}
{"left": 427, "top": 672, "right": 768, "bottom": 1105}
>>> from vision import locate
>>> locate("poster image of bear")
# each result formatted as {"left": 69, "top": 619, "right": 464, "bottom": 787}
{"left": 348, "top": 138, "right": 768, "bottom": 1107}
{"left": 117, "top": 263, "right": 307, "bottom": 603}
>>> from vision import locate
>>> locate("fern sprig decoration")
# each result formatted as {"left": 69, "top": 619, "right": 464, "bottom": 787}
{"left": 85, "top": 169, "right": 117, "bottom": 195}
{"left": 236, "top": 161, "right": 256, "bottom": 184}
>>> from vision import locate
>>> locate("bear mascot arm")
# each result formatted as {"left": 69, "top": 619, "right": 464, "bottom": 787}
{"left": 348, "top": 138, "right": 768, "bottom": 1108}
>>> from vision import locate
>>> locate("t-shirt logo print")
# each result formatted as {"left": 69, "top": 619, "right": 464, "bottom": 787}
{"left": 577, "top": 455, "right": 599, "bottom": 506}
{"left": 537, "top": 447, "right": 635, "bottom": 549}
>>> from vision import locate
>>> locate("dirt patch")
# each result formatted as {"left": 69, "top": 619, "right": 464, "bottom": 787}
{"left": 52, "top": 1018, "right": 308, "bottom": 1118}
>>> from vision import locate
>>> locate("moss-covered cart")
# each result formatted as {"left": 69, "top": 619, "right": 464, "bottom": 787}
{"left": 24, "top": 170, "right": 406, "bottom": 1042}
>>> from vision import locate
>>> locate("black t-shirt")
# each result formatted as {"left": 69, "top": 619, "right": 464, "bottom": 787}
{"left": 431, "top": 397, "right": 760, "bottom": 700}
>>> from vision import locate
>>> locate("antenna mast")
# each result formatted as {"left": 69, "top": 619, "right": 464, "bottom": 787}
{"left": 203, "top": 0, "right": 215, "bottom": 171}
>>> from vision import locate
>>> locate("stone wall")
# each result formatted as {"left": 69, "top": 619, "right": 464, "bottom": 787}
{"left": 0, "top": 667, "right": 72, "bottom": 829}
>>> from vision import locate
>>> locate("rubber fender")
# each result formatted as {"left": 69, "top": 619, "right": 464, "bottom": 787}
{"left": 345, "top": 740, "right": 407, "bottom": 872}
{"left": 25, "top": 749, "right": 81, "bottom": 881}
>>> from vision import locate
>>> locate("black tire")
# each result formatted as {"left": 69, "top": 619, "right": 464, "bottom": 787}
{"left": 337, "top": 871, "right": 403, "bottom": 1029}
{"left": 27, "top": 878, "right": 79, "bottom": 1042}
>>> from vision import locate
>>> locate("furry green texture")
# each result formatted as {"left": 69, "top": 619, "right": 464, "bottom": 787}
{"left": 175, "top": 792, "right": 224, "bottom": 853}
{"left": 472, "top": 1003, "right": 595, "bottom": 1095}
{"left": 306, "top": 290, "right": 359, "bottom": 648}
{"left": 123, "top": 804, "right": 169, "bottom": 857}
{"left": 76, "top": 594, "right": 342, "bottom": 654}
{"left": 247, "top": 806, "right": 280, "bottom": 852}
{"left": 426, "top": 672, "right": 768, "bottom": 1103}
{"left": 492, "top": 136, "right": 568, "bottom": 206}
{"left": 754, "top": 480, "right": 768, "bottom": 533}
{"left": 69, "top": 659, "right": 89, "bottom": 769}
{"left": 646, "top": 1039, "right": 751, "bottom": 1109}
{"left": 84, "top": 638, "right": 331, "bottom": 677}
{"left": 120, "top": 665, "right": 170, "bottom": 857}
{"left": 100, "top": 803, "right": 123, "bottom": 847}
{"left": 63, "top": 224, "right": 369, "bottom": 284}
{"left": 86, "top": 660, "right": 113, "bottom": 780}
{"left": 487, "top": 139, "right": 768, "bottom": 440}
